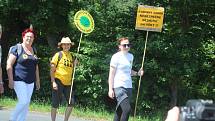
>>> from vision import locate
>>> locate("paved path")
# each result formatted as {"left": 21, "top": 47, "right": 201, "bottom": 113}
{"left": 0, "top": 107, "right": 95, "bottom": 121}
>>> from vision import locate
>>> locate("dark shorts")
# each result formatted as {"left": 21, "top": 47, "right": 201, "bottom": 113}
{"left": 114, "top": 87, "right": 132, "bottom": 110}
{"left": 51, "top": 78, "right": 74, "bottom": 108}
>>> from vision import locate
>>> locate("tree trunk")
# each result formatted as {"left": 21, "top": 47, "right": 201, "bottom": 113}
{"left": 47, "top": 34, "right": 59, "bottom": 55}
{"left": 170, "top": 79, "right": 178, "bottom": 108}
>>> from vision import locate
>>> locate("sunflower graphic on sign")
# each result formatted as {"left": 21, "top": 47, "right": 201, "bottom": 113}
{"left": 74, "top": 10, "right": 94, "bottom": 34}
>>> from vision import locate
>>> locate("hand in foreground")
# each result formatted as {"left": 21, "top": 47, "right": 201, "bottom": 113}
{"left": 165, "top": 106, "right": 180, "bottom": 121}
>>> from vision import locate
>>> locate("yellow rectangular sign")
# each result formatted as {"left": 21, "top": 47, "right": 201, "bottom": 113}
{"left": 135, "top": 5, "right": 164, "bottom": 32}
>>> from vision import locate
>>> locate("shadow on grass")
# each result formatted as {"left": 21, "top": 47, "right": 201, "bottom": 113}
{"left": 0, "top": 105, "right": 7, "bottom": 110}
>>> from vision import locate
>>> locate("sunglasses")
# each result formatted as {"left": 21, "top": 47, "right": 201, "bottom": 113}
{"left": 120, "top": 44, "right": 132, "bottom": 48}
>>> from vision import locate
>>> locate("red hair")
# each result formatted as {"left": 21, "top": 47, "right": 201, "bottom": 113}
{"left": 118, "top": 37, "right": 129, "bottom": 44}
{"left": 22, "top": 28, "right": 35, "bottom": 38}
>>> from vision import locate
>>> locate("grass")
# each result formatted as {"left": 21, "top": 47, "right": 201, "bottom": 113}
{"left": 0, "top": 97, "right": 163, "bottom": 121}
{"left": 0, "top": 97, "right": 112, "bottom": 121}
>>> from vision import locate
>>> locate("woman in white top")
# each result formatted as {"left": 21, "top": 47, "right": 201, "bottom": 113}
{"left": 108, "top": 37, "right": 144, "bottom": 121}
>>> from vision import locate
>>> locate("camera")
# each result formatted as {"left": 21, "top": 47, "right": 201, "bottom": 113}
{"left": 179, "top": 99, "right": 215, "bottom": 121}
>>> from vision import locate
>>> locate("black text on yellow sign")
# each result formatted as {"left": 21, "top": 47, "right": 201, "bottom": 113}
{"left": 135, "top": 5, "right": 164, "bottom": 32}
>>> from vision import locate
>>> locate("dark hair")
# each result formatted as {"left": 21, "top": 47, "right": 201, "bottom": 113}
{"left": 22, "top": 28, "right": 35, "bottom": 38}
{"left": 117, "top": 37, "right": 129, "bottom": 45}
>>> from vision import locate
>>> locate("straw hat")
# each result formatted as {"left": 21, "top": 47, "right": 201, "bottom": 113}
{"left": 58, "top": 37, "right": 74, "bottom": 47}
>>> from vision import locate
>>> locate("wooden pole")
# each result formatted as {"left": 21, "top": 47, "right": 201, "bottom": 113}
{"left": 134, "top": 31, "right": 149, "bottom": 119}
{"left": 69, "top": 32, "right": 83, "bottom": 104}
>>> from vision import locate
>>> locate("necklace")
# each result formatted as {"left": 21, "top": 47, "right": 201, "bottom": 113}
{"left": 22, "top": 44, "right": 33, "bottom": 55}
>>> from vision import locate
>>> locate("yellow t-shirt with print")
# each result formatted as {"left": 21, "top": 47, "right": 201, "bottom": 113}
{"left": 51, "top": 51, "right": 73, "bottom": 85}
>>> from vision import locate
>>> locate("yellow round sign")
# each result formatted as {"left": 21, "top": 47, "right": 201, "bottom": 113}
{"left": 74, "top": 10, "right": 94, "bottom": 34}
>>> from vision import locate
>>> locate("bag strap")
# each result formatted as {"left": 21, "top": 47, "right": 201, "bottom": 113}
{"left": 8, "top": 43, "right": 22, "bottom": 58}
{"left": 16, "top": 43, "right": 22, "bottom": 57}
{"left": 55, "top": 51, "right": 62, "bottom": 68}
{"left": 32, "top": 46, "right": 37, "bottom": 55}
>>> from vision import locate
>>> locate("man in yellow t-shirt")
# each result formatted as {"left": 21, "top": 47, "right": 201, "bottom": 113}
{"left": 50, "top": 37, "right": 76, "bottom": 121}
